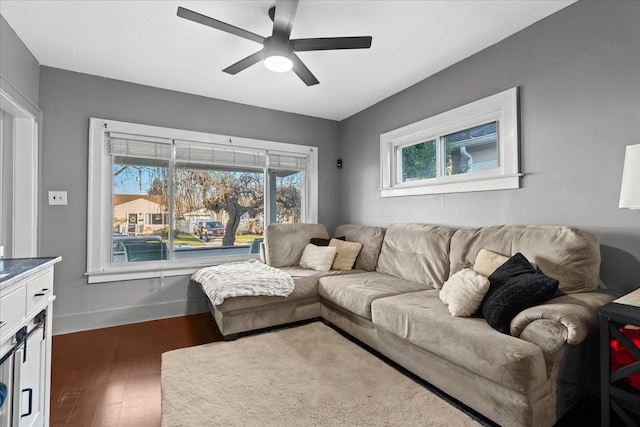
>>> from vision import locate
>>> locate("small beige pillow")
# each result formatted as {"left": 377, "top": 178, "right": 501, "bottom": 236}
{"left": 473, "top": 249, "right": 509, "bottom": 277}
{"left": 329, "top": 238, "right": 363, "bottom": 271}
{"left": 439, "top": 268, "right": 490, "bottom": 317}
{"left": 299, "top": 244, "right": 337, "bottom": 271}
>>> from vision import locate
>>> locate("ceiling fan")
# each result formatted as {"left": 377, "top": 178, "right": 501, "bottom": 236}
{"left": 177, "top": 1, "right": 372, "bottom": 86}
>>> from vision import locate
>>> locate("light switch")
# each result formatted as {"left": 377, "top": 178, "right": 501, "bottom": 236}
{"left": 48, "top": 191, "right": 68, "bottom": 205}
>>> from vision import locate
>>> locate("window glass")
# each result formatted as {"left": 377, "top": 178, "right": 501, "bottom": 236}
{"left": 398, "top": 139, "right": 437, "bottom": 183}
{"left": 274, "top": 171, "right": 302, "bottom": 223}
{"left": 444, "top": 122, "right": 498, "bottom": 176}
{"left": 172, "top": 165, "right": 265, "bottom": 260}
{"left": 112, "top": 155, "right": 169, "bottom": 263}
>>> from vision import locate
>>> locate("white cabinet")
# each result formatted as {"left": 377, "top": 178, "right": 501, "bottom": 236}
{"left": 0, "top": 259, "right": 58, "bottom": 427}
{"left": 13, "top": 332, "right": 45, "bottom": 427}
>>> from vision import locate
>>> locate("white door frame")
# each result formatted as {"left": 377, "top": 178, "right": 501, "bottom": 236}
{"left": 0, "top": 83, "right": 40, "bottom": 257}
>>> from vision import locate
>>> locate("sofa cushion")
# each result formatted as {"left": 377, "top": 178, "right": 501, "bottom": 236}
{"left": 371, "top": 290, "right": 548, "bottom": 394}
{"left": 214, "top": 267, "right": 359, "bottom": 313}
{"left": 333, "top": 224, "right": 386, "bottom": 271}
{"left": 329, "top": 238, "right": 363, "bottom": 271}
{"left": 299, "top": 244, "right": 337, "bottom": 271}
{"left": 449, "top": 225, "right": 600, "bottom": 294}
{"left": 265, "top": 223, "right": 329, "bottom": 268}
{"left": 319, "top": 272, "right": 426, "bottom": 319}
{"left": 213, "top": 270, "right": 320, "bottom": 313}
{"left": 376, "top": 223, "right": 456, "bottom": 289}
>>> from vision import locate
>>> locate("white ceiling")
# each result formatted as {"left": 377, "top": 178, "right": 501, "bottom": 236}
{"left": 1, "top": 1, "right": 574, "bottom": 121}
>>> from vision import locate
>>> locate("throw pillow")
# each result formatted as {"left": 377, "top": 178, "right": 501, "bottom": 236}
{"left": 299, "top": 244, "right": 337, "bottom": 271}
{"left": 482, "top": 270, "right": 559, "bottom": 334}
{"left": 310, "top": 236, "right": 345, "bottom": 246}
{"left": 473, "top": 249, "right": 509, "bottom": 277}
{"left": 329, "top": 238, "right": 363, "bottom": 271}
{"left": 479, "top": 252, "right": 536, "bottom": 312}
{"left": 439, "top": 268, "right": 490, "bottom": 317}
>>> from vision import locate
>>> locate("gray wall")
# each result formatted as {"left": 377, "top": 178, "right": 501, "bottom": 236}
{"left": 337, "top": 1, "right": 640, "bottom": 296}
{"left": 38, "top": 67, "right": 340, "bottom": 334}
{"left": 0, "top": 14, "right": 39, "bottom": 106}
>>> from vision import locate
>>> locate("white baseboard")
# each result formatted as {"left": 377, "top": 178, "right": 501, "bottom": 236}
{"left": 52, "top": 297, "right": 211, "bottom": 335}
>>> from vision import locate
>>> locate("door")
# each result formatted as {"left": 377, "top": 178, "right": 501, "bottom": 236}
{"left": 127, "top": 213, "right": 138, "bottom": 235}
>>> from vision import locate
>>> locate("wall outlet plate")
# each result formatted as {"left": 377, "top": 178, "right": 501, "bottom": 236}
{"left": 48, "top": 191, "right": 68, "bottom": 205}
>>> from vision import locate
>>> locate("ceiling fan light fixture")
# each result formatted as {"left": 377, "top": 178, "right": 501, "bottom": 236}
{"left": 264, "top": 55, "right": 293, "bottom": 72}
{"left": 177, "top": 2, "right": 372, "bottom": 86}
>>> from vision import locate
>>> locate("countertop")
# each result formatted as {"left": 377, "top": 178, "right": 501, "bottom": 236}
{"left": 0, "top": 256, "right": 62, "bottom": 291}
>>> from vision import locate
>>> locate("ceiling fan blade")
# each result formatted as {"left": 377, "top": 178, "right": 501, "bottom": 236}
{"left": 272, "top": 0, "right": 299, "bottom": 39}
{"left": 291, "top": 53, "right": 319, "bottom": 86}
{"left": 293, "top": 36, "right": 372, "bottom": 51}
{"left": 177, "top": 7, "right": 264, "bottom": 45}
{"left": 223, "top": 50, "right": 265, "bottom": 75}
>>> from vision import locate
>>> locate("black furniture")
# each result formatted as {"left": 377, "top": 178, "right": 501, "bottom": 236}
{"left": 599, "top": 291, "right": 640, "bottom": 427}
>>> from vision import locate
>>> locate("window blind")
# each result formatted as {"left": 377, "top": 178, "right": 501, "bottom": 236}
{"left": 107, "top": 133, "right": 308, "bottom": 172}
{"left": 174, "top": 140, "right": 266, "bottom": 170}
{"left": 268, "top": 152, "right": 309, "bottom": 171}
{"left": 108, "top": 132, "right": 171, "bottom": 161}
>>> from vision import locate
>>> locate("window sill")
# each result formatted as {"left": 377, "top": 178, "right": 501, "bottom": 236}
{"left": 381, "top": 174, "right": 520, "bottom": 198}
{"left": 85, "top": 254, "right": 258, "bottom": 284}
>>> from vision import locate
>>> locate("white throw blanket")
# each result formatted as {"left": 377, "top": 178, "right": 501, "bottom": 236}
{"left": 192, "top": 259, "right": 294, "bottom": 306}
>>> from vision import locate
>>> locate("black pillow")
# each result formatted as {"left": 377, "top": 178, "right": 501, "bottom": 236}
{"left": 310, "top": 236, "right": 345, "bottom": 246}
{"left": 482, "top": 269, "right": 559, "bottom": 334}
{"left": 478, "top": 252, "right": 535, "bottom": 313}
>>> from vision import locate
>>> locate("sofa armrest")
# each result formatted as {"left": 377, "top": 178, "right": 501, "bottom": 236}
{"left": 511, "top": 291, "right": 615, "bottom": 345}
{"left": 259, "top": 242, "right": 267, "bottom": 264}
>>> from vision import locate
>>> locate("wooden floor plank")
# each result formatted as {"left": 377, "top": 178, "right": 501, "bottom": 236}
{"left": 51, "top": 313, "right": 221, "bottom": 427}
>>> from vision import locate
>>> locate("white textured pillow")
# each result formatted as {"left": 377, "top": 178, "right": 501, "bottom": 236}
{"left": 439, "top": 268, "right": 490, "bottom": 317}
{"left": 299, "top": 244, "right": 337, "bottom": 271}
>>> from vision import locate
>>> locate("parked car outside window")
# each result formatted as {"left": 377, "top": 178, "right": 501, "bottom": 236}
{"left": 112, "top": 235, "right": 168, "bottom": 263}
{"left": 194, "top": 221, "right": 226, "bottom": 241}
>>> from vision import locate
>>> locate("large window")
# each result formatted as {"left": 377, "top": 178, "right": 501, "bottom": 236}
{"left": 381, "top": 87, "right": 519, "bottom": 197}
{"left": 88, "top": 119, "right": 317, "bottom": 283}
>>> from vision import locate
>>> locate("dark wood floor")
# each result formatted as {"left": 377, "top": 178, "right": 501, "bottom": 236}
{"left": 50, "top": 313, "right": 625, "bottom": 427}
{"left": 50, "top": 313, "right": 222, "bottom": 427}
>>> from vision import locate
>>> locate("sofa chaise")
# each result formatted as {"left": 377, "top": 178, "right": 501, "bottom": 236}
{"left": 197, "top": 222, "right": 614, "bottom": 427}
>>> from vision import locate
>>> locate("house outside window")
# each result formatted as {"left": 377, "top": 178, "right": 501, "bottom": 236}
{"left": 88, "top": 118, "right": 318, "bottom": 283}
{"left": 381, "top": 87, "right": 520, "bottom": 197}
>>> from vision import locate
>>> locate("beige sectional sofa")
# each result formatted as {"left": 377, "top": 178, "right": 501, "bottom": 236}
{"left": 200, "top": 222, "right": 614, "bottom": 427}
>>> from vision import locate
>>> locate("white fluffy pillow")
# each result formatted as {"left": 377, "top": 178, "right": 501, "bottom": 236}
{"left": 439, "top": 268, "right": 490, "bottom": 317}
{"left": 299, "top": 244, "right": 337, "bottom": 271}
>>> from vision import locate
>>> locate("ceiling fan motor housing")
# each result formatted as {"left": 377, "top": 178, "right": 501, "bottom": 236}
{"left": 263, "top": 36, "right": 295, "bottom": 58}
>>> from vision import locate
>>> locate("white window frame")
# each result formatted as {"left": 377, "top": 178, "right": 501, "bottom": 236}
{"left": 87, "top": 118, "right": 318, "bottom": 283}
{"left": 380, "top": 87, "right": 520, "bottom": 197}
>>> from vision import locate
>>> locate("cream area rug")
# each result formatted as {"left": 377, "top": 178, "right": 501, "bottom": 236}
{"left": 161, "top": 321, "right": 482, "bottom": 427}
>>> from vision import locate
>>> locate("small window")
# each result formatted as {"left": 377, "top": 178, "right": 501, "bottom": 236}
{"left": 380, "top": 88, "right": 520, "bottom": 197}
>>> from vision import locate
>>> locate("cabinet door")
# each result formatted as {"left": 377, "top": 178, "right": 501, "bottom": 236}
{"left": 14, "top": 331, "right": 44, "bottom": 427}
